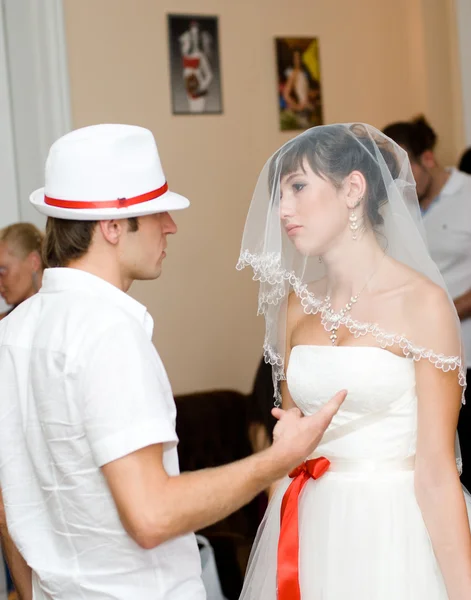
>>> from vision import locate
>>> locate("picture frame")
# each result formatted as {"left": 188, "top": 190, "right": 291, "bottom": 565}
{"left": 167, "top": 14, "right": 223, "bottom": 115}
{"left": 275, "top": 37, "right": 323, "bottom": 131}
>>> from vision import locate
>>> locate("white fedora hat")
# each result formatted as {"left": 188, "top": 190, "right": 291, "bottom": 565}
{"left": 30, "top": 124, "right": 190, "bottom": 220}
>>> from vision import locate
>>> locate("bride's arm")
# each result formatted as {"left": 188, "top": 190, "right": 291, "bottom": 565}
{"left": 412, "top": 287, "right": 471, "bottom": 599}
{"left": 280, "top": 292, "right": 303, "bottom": 410}
{"left": 280, "top": 377, "right": 296, "bottom": 410}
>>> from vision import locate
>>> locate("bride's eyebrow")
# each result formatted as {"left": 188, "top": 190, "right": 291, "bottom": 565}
{"left": 284, "top": 170, "right": 306, "bottom": 184}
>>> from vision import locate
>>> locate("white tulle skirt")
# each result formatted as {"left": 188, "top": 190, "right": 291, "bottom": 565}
{"left": 240, "top": 469, "right": 471, "bottom": 599}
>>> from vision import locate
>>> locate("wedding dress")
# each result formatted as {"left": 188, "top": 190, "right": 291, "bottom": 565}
{"left": 240, "top": 345, "right": 471, "bottom": 599}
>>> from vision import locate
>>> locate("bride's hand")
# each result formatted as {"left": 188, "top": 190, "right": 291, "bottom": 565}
{"left": 270, "top": 390, "right": 347, "bottom": 471}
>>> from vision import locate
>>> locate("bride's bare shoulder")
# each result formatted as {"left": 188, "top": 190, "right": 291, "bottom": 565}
{"left": 388, "top": 259, "right": 450, "bottom": 311}
{"left": 386, "top": 259, "right": 459, "bottom": 349}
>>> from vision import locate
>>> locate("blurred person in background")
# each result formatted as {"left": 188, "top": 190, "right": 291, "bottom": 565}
{"left": 0, "top": 223, "right": 44, "bottom": 599}
{"left": 384, "top": 116, "right": 471, "bottom": 491}
{"left": 247, "top": 359, "right": 279, "bottom": 502}
{"left": 0, "top": 223, "right": 44, "bottom": 321}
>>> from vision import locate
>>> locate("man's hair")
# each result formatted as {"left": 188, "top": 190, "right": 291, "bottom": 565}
{"left": 383, "top": 115, "right": 437, "bottom": 161}
{"left": 43, "top": 217, "right": 139, "bottom": 268}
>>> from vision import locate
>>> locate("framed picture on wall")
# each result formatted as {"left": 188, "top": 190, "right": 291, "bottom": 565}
{"left": 275, "top": 37, "right": 323, "bottom": 131}
{"left": 167, "top": 14, "right": 223, "bottom": 115}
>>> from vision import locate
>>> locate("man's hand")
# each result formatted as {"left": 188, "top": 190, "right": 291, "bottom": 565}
{"left": 101, "top": 390, "right": 347, "bottom": 550}
{"left": 270, "top": 390, "right": 347, "bottom": 471}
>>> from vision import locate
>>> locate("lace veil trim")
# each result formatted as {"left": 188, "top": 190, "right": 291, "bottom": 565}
{"left": 237, "top": 250, "right": 466, "bottom": 404}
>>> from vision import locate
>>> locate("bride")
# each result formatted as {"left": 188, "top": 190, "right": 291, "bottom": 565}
{"left": 237, "top": 123, "right": 471, "bottom": 599}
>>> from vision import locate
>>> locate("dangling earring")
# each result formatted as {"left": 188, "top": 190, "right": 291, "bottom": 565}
{"left": 318, "top": 256, "right": 322, "bottom": 264}
{"left": 349, "top": 198, "right": 362, "bottom": 240}
{"left": 32, "top": 271, "right": 39, "bottom": 293}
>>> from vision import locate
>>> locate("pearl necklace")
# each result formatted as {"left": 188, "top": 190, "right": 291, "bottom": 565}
{"left": 321, "top": 293, "right": 360, "bottom": 345}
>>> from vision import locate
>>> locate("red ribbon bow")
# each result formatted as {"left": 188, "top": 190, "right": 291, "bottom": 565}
{"left": 277, "top": 457, "right": 330, "bottom": 600}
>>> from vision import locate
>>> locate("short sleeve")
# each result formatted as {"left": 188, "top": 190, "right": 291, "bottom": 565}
{"left": 80, "top": 320, "right": 178, "bottom": 467}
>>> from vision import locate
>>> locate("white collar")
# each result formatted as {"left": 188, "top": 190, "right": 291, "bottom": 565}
{"left": 440, "top": 167, "right": 470, "bottom": 197}
{"left": 40, "top": 268, "right": 154, "bottom": 338}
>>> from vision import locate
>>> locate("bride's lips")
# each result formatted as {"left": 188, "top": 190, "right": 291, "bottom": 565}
{"left": 285, "top": 224, "right": 302, "bottom": 236}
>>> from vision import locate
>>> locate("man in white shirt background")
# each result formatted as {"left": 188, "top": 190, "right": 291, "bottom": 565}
{"left": 0, "top": 124, "right": 346, "bottom": 600}
{"left": 384, "top": 116, "right": 471, "bottom": 490}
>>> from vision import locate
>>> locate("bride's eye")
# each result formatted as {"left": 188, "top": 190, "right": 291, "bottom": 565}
{"left": 292, "top": 182, "right": 306, "bottom": 193}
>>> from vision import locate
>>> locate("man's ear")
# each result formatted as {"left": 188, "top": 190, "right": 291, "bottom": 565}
{"left": 99, "top": 220, "right": 124, "bottom": 246}
{"left": 419, "top": 150, "right": 436, "bottom": 170}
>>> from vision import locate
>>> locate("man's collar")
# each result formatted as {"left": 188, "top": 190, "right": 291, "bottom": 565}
{"left": 40, "top": 268, "right": 154, "bottom": 338}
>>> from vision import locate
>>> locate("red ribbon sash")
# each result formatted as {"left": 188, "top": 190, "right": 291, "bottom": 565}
{"left": 44, "top": 181, "right": 169, "bottom": 210}
{"left": 277, "top": 457, "right": 330, "bottom": 600}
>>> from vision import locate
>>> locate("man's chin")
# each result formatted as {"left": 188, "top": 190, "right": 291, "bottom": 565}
{"left": 133, "top": 267, "right": 162, "bottom": 282}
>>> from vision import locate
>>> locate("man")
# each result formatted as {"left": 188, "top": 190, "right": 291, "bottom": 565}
{"left": 384, "top": 115, "right": 471, "bottom": 489}
{"left": 0, "top": 124, "right": 346, "bottom": 599}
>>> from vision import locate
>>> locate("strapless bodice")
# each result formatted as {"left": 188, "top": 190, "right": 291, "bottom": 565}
{"left": 287, "top": 345, "right": 417, "bottom": 461}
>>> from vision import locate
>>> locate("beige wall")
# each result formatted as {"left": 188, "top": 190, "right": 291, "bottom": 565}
{"left": 63, "top": 0, "right": 464, "bottom": 395}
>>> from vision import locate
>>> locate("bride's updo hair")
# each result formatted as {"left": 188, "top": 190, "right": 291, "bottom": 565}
{"left": 270, "top": 123, "right": 399, "bottom": 228}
